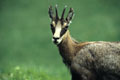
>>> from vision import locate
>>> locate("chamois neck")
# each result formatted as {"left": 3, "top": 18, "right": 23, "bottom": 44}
{"left": 57, "top": 30, "right": 77, "bottom": 65}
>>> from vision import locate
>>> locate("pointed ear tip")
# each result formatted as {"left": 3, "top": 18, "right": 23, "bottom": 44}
{"left": 69, "top": 8, "right": 74, "bottom": 13}
{"left": 49, "top": 5, "right": 52, "bottom": 9}
{"left": 65, "top": 5, "right": 67, "bottom": 8}
{"left": 70, "top": 8, "right": 73, "bottom": 10}
{"left": 55, "top": 4, "right": 58, "bottom": 8}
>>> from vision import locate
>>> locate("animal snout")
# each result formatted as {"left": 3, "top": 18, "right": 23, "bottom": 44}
{"left": 52, "top": 37, "right": 60, "bottom": 44}
{"left": 53, "top": 37, "right": 60, "bottom": 40}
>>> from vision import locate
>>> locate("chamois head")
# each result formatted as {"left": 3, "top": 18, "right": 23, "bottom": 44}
{"left": 48, "top": 5, "right": 74, "bottom": 45}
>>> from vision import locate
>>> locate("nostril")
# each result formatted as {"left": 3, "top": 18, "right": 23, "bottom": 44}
{"left": 53, "top": 37, "right": 59, "bottom": 40}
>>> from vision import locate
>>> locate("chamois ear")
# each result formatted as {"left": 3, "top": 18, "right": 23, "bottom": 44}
{"left": 48, "top": 6, "right": 54, "bottom": 20}
{"left": 66, "top": 8, "right": 74, "bottom": 23}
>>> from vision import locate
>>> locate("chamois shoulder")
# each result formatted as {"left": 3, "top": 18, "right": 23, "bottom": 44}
{"left": 74, "top": 41, "right": 120, "bottom": 61}
{"left": 78, "top": 41, "right": 120, "bottom": 50}
{"left": 84, "top": 41, "right": 120, "bottom": 52}
{"left": 72, "top": 41, "right": 120, "bottom": 72}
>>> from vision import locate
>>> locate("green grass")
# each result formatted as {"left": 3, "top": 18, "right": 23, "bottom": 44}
{"left": 0, "top": 65, "right": 70, "bottom": 80}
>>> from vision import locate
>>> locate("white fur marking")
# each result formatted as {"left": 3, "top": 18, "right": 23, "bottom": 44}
{"left": 52, "top": 21, "right": 55, "bottom": 26}
{"left": 52, "top": 37, "right": 62, "bottom": 45}
{"left": 52, "top": 21, "right": 63, "bottom": 45}
{"left": 53, "top": 26, "right": 61, "bottom": 38}
{"left": 56, "top": 38, "right": 62, "bottom": 44}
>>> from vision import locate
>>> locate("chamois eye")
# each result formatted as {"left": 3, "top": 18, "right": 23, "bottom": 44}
{"left": 65, "top": 26, "right": 68, "bottom": 29}
{"left": 64, "top": 26, "right": 68, "bottom": 31}
{"left": 50, "top": 24, "right": 54, "bottom": 28}
{"left": 50, "top": 24, "right": 55, "bottom": 34}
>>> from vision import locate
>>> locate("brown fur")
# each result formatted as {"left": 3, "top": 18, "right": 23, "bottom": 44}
{"left": 57, "top": 30, "right": 120, "bottom": 80}
{"left": 49, "top": 6, "right": 120, "bottom": 80}
{"left": 58, "top": 30, "right": 93, "bottom": 66}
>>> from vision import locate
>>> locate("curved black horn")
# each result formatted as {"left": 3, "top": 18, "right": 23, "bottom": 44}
{"left": 55, "top": 5, "right": 59, "bottom": 19}
{"left": 61, "top": 6, "right": 67, "bottom": 20}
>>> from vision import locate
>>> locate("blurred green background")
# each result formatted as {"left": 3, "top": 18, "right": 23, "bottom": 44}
{"left": 0, "top": 0, "right": 120, "bottom": 80}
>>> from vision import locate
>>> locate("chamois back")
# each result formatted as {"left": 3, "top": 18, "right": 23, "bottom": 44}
{"left": 71, "top": 41, "right": 120, "bottom": 80}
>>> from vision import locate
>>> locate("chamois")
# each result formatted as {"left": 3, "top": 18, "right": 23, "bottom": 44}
{"left": 48, "top": 5, "right": 120, "bottom": 80}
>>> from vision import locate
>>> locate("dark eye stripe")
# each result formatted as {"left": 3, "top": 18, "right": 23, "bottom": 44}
{"left": 50, "top": 24, "right": 55, "bottom": 34}
{"left": 50, "top": 24, "right": 54, "bottom": 28}
{"left": 60, "top": 26, "right": 68, "bottom": 37}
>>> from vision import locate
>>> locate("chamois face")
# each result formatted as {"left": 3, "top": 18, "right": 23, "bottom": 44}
{"left": 48, "top": 5, "right": 74, "bottom": 45}
{"left": 50, "top": 20, "right": 69, "bottom": 44}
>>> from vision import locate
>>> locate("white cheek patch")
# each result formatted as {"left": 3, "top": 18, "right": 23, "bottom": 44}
{"left": 52, "top": 21, "right": 56, "bottom": 27}
{"left": 63, "top": 22, "right": 67, "bottom": 26}
{"left": 56, "top": 38, "right": 62, "bottom": 44}
{"left": 53, "top": 27, "right": 62, "bottom": 38}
